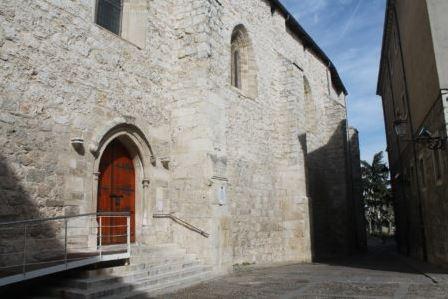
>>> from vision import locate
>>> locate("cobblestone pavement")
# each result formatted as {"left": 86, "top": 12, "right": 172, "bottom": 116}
{"left": 157, "top": 240, "right": 448, "bottom": 299}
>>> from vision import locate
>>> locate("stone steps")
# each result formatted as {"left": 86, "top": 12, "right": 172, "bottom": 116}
{"left": 26, "top": 243, "right": 211, "bottom": 298}
{"left": 60, "top": 265, "right": 211, "bottom": 298}
{"left": 64, "top": 261, "right": 203, "bottom": 289}
{"left": 113, "top": 270, "right": 213, "bottom": 299}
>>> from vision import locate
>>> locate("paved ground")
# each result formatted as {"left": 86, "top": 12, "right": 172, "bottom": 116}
{"left": 158, "top": 240, "right": 448, "bottom": 298}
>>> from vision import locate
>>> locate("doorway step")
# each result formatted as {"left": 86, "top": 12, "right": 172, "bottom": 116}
{"left": 28, "top": 243, "right": 213, "bottom": 298}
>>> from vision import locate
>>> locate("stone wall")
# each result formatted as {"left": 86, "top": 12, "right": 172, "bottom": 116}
{"left": 0, "top": 0, "right": 358, "bottom": 272}
{"left": 0, "top": 0, "right": 177, "bottom": 257}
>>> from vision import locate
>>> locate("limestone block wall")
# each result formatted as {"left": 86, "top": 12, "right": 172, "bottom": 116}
{"left": 194, "top": 0, "right": 353, "bottom": 264}
{"left": 348, "top": 127, "right": 367, "bottom": 253}
{"left": 0, "top": 0, "right": 177, "bottom": 255}
{"left": 0, "top": 0, "right": 357, "bottom": 272}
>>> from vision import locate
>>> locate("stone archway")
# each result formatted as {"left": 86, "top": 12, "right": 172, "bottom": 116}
{"left": 91, "top": 121, "right": 154, "bottom": 243}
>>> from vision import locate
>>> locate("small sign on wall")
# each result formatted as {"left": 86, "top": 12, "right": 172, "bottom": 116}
{"left": 210, "top": 176, "right": 228, "bottom": 206}
{"left": 217, "top": 185, "right": 227, "bottom": 206}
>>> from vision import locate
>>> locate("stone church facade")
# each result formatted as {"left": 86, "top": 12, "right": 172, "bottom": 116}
{"left": 0, "top": 0, "right": 363, "bottom": 274}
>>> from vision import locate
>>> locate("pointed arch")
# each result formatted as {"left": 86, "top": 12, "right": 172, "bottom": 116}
{"left": 304, "top": 76, "right": 317, "bottom": 133}
{"left": 91, "top": 120, "right": 155, "bottom": 241}
{"left": 231, "top": 24, "right": 258, "bottom": 98}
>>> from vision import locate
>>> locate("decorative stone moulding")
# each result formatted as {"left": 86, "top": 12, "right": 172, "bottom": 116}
{"left": 71, "top": 137, "right": 85, "bottom": 154}
{"left": 71, "top": 137, "right": 84, "bottom": 145}
{"left": 89, "top": 115, "right": 155, "bottom": 157}
{"left": 159, "top": 156, "right": 170, "bottom": 169}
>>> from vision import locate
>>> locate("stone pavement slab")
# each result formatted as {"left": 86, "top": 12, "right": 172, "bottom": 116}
{"left": 154, "top": 241, "right": 448, "bottom": 299}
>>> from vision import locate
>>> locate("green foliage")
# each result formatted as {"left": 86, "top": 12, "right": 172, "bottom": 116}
{"left": 361, "top": 151, "right": 394, "bottom": 235}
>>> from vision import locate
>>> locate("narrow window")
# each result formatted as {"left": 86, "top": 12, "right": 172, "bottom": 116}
{"left": 394, "top": 29, "right": 399, "bottom": 55}
{"left": 230, "top": 25, "right": 258, "bottom": 98}
{"left": 401, "top": 93, "right": 407, "bottom": 119}
{"left": 96, "top": 0, "right": 123, "bottom": 35}
{"left": 233, "top": 50, "right": 241, "bottom": 89}
{"left": 433, "top": 149, "right": 442, "bottom": 183}
{"left": 419, "top": 158, "right": 426, "bottom": 189}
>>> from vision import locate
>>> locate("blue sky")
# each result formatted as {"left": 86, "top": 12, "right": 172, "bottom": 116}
{"left": 282, "top": 0, "right": 387, "bottom": 163}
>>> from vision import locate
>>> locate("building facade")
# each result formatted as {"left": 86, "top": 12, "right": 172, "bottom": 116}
{"left": 378, "top": 0, "right": 448, "bottom": 265}
{"left": 0, "top": 0, "right": 362, "bottom": 275}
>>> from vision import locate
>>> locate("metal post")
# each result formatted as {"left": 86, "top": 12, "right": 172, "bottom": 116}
{"left": 127, "top": 216, "right": 131, "bottom": 255}
{"left": 22, "top": 225, "right": 27, "bottom": 275}
{"left": 99, "top": 216, "right": 102, "bottom": 259}
{"left": 64, "top": 219, "right": 68, "bottom": 268}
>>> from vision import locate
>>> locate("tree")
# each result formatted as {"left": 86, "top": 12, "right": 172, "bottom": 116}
{"left": 361, "top": 151, "right": 394, "bottom": 236}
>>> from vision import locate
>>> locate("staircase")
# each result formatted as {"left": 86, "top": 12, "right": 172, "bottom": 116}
{"left": 28, "top": 243, "right": 213, "bottom": 299}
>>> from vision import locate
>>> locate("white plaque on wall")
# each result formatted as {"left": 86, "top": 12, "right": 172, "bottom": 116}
{"left": 218, "top": 185, "right": 227, "bottom": 206}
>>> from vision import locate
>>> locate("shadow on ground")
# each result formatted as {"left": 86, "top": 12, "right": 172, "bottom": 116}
{"left": 317, "top": 237, "right": 448, "bottom": 275}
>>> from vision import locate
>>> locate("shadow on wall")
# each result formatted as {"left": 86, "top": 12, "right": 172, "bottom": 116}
{"left": 0, "top": 156, "right": 150, "bottom": 298}
{"left": 304, "top": 120, "right": 365, "bottom": 260}
{"left": 0, "top": 155, "right": 65, "bottom": 275}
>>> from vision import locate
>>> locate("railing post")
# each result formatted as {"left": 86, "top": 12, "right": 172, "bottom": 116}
{"left": 127, "top": 216, "right": 131, "bottom": 255}
{"left": 64, "top": 219, "right": 68, "bottom": 268}
{"left": 22, "top": 225, "right": 27, "bottom": 276}
{"left": 98, "top": 216, "right": 102, "bottom": 259}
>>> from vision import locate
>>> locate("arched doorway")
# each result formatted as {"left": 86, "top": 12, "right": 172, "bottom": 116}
{"left": 97, "top": 139, "right": 136, "bottom": 244}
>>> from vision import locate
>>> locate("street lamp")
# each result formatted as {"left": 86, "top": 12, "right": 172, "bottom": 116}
{"left": 393, "top": 119, "right": 407, "bottom": 137}
{"left": 393, "top": 120, "right": 446, "bottom": 150}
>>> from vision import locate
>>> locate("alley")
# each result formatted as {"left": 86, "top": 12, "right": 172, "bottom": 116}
{"left": 157, "top": 240, "right": 448, "bottom": 299}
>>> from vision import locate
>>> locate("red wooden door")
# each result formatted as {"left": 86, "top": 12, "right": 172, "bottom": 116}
{"left": 97, "top": 140, "right": 135, "bottom": 245}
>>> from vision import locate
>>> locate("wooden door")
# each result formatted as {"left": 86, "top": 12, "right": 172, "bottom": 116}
{"left": 97, "top": 139, "right": 135, "bottom": 245}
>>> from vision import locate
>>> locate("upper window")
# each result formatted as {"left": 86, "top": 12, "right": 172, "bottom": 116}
{"left": 304, "top": 76, "right": 317, "bottom": 133}
{"left": 393, "top": 29, "right": 399, "bottom": 56}
{"left": 230, "top": 25, "right": 258, "bottom": 98}
{"left": 396, "top": 92, "right": 408, "bottom": 121}
{"left": 232, "top": 50, "right": 241, "bottom": 89}
{"left": 96, "top": 0, "right": 123, "bottom": 35}
{"left": 95, "top": 0, "right": 146, "bottom": 48}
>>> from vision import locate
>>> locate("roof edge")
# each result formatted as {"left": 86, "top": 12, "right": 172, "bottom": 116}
{"left": 269, "top": 0, "right": 348, "bottom": 96}
{"left": 377, "top": 0, "right": 392, "bottom": 96}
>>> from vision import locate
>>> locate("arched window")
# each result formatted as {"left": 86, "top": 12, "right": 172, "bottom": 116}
{"left": 232, "top": 50, "right": 241, "bottom": 89}
{"left": 304, "top": 76, "right": 317, "bottom": 133}
{"left": 230, "top": 25, "right": 258, "bottom": 98}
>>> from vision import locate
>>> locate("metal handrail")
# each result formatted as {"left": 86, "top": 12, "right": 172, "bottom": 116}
{"left": 0, "top": 212, "right": 130, "bottom": 226}
{"left": 0, "top": 212, "right": 131, "bottom": 287}
{"left": 153, "top": 213, "right": 210, "bottom": 238}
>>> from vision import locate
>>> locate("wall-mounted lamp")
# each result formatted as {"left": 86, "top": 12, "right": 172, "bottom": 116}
{"left": 415, "top": 127, "right": 446, "bottom": 150}
{"left": 393, "top": 119, "right": 407, "bottom": 137}
{"left": 393, "top": 121, "right": 446, "bottom": 150}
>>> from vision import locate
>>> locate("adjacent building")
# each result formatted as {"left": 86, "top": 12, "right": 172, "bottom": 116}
{"left": 0, "top": 0, "right": 363, "bottom": 285}
{"left": 378, "top": 0, "right": 448, "bottom": 265}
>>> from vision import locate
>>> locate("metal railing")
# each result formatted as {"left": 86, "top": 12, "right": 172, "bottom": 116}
{"left": 153, "top": 213, "right": 209, "bottom": 238}
{"left": 0, "top": 212, "right": 131, "bottom": 287}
